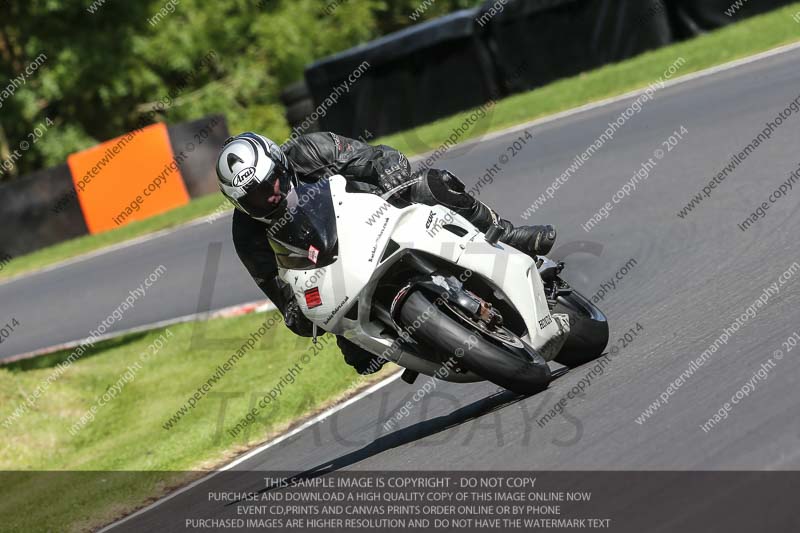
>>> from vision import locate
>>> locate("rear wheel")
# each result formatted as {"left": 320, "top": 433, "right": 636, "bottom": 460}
{"left": 553, "top": 289, "right": 609, "bottom": 367}
{"left": 399, "top": 291, "right": 551, "bottom": 394}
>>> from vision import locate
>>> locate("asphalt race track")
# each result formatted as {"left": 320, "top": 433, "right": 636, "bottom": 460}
{"left": 6, "top": 44, "right": 800, "bottom": 528}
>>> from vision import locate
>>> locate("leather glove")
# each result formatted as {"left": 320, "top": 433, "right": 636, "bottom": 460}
{"left": 284, "top": 297, "right": 315, "bottom": 337}
{"left": 275, "top": 282, "right": 315, "bottom": 337}
{"left": 374, "top": 149, "right": 412, "bottom": 193}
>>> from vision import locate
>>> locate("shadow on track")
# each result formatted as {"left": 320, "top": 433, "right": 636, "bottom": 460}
{"left": 245, "top": 388, "right": 528, "bottom": 499}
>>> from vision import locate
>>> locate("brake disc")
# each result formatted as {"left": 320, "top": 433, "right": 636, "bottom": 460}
{"left": 441, "top": 299, "right": 525, "bottom": 349}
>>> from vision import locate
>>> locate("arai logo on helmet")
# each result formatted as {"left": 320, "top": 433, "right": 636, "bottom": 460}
{"left": 232, "top": 167, "right": 256, "bottom": 187}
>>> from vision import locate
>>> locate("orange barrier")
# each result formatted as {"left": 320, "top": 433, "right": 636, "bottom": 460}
{"left": 67, "top": 123, "right": 190, "bottom": 234}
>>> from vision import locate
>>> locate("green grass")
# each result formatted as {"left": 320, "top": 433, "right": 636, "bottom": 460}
{"left": 3, "top": 4, "right": 800, "bottom": 283}
{"left": 0, "top": 312, "right": 395, "bottom": 532}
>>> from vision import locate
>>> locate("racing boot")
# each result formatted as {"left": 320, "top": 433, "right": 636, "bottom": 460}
{"left": 460, "top": 200, "right": 557, "bottom": 257}
{"left": 338, "top": 336, "right": 386, "bottom": 375}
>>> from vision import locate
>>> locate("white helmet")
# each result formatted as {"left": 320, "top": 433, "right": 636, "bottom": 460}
{"left": 216, "top": 132, "right": 295, "bottom": 220}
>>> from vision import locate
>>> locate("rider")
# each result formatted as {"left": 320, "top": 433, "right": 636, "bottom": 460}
{"left": 216, "top": 131, "right": 557, "bottom": 374}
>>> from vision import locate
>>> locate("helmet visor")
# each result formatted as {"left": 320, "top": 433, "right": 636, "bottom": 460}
{"left": 238, "top": 163, "right": 292, "bottom": 220}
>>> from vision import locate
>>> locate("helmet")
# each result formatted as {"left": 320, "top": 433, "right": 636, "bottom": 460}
{"left": 216, "top": 132, "right": 295, "bottom": 220}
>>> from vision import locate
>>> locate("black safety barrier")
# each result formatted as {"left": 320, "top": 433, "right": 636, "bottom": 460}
{"left": 303, "top": 0, "right": 796, "bottom": 138}
{"left": 304, "top": 8, "right": 498, "bottom": 139}
{"left": 166, "top": 114, "right": 230, "bottom": 198}
{"left": 0, "top": 164, "right": 89, "bottom": 258}
{"left": 280, "top": 80, "right": 320, "bottom": 133}
{"left": 480, "top": 0, "right": 674, "bottom": 95}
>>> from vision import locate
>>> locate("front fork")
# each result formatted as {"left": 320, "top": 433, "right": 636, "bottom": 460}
{"left": 535, "top": 256, "right": 573, "bottom": 360}
{"left": 389, "top": 273, "right": 499, "bottom": 332}
{"left": 537, "top": 256, "right": 572, "bottom": 310}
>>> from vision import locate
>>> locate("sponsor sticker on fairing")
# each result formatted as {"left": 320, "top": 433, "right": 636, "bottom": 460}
{"left": 308, "top": 245, "right": 319, "bottom": 264}
{"left": 305, "top": 287, "right": 322, "bottom": 309}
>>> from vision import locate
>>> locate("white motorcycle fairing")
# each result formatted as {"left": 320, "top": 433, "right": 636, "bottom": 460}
{"left": 276, "top": 176, "right": 568, "bottom": 382}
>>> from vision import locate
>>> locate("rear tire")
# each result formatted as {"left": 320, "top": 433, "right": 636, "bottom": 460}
{"left": 399, "top": 291, "right": 551, "bottom": 394}
{"left": 553, "top": 289, "right": 609, "bottom": 367}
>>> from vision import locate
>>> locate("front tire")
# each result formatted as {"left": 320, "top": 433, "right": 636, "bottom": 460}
{"left": 399, "top": 291, "right": 551, "bottom": 394}
{"left": 553, "top": 289, "right": 609, "bottom": 367}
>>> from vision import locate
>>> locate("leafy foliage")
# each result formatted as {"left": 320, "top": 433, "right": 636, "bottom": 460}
{"left": 0, "top": 0, "right": 480, "bottom": 181}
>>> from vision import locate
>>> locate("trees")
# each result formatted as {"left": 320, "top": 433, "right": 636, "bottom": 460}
{"left": 0, "top": 0, "right": 479, "bottom": 182}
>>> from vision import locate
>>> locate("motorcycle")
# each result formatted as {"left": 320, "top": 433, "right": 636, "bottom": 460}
{"left": 268, "top": 176, "right": 609, "bottom": 394}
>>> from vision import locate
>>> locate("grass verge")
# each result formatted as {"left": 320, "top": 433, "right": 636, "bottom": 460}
{"left": 0, "top": 311, "right": 396, "bottom": 532}
{"left": 3, "top": 5, "right": 799, "bottom": 282}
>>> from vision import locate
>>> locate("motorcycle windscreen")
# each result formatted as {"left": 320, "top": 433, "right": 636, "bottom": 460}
{"left": 268, "top": 180, "right": 338, "bottom": 270}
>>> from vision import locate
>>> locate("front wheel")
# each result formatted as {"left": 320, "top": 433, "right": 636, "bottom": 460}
{"left": 399, "top": 291, "right": 551, "bottom": 394}
{"left": 553, "top": 289, "right": 609, "bottom": 367}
